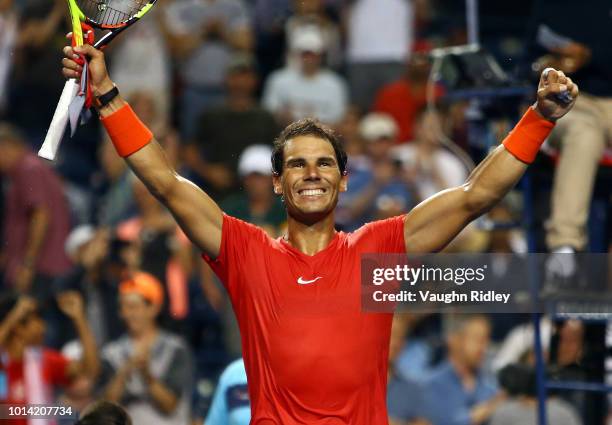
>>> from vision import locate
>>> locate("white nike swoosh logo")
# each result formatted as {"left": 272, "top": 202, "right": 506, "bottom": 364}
{"left": 297, "top": 276, "right": 323, "bottom": 285}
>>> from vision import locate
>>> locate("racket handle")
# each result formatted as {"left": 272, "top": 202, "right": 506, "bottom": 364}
{"left": 39, "top": 79, "right": 79, "bottom": 161}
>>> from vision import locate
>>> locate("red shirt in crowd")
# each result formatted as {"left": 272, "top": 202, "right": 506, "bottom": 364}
{"left": 3, "top": 151, "right": 72, "bottom": 285}
{"left": 1, "top": 349, "right": 71, "bottom": 425}
{"left": 204, "top": 214, "right": 406, "bottom": 424}
{"left": 373, "top": 80, "right": 444, "bottom": 143}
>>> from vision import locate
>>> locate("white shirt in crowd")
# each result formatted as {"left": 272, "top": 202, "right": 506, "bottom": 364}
{"left": 392, "top": 143, "right": 467, "bottom": 201}
{"left": 262, "top": 67, "right": 348, "bottom": 125}
{"left": 109, "top": 9, "right": 171, "bottom": 121}
{"left": 347, "top": 0, "right": 413, "bottom": 63}
{"left": 164, "top": 0, "right": 251, "bottom": 87}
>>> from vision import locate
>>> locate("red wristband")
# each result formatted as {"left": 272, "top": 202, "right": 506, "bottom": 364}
{"left": 502, "top": 106, "right": 555, "bottom": 164}
{"left": 101, "top": 104, "right": 153, "bottom": 157}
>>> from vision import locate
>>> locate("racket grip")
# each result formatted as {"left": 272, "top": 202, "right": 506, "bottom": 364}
{"left": 39, "top": 79, "right": 79, "bottom": 161}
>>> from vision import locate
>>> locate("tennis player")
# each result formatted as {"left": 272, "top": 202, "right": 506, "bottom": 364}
{"left": 61, "top": 44, "right": 577, "bottom": 424}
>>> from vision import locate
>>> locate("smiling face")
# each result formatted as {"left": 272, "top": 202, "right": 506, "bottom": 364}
{"left": 273, "top": 136, "right": 347, "bottom": 225}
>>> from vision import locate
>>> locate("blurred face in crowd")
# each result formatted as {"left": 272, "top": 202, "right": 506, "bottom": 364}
{"left": 300, "top": 50, "right": 323, "bottom": 75}
{"left": 120, "top": 294, "right": 159, "bottom": 336}
{"left": 273, "top": 136, "right": 347, "bottom": 223}
{"left": 414, "top": 110, "right": 443, "bottom": 149}
{"left": 244, "top": 172, "right": 273, "bottom": 201}
{"left": 14, "top": 311, "right": 46, "bottom": 346}
{"left": 365, "top": 135, "right": 395, "bottom": 162}
{"left": 448, "top": 316, "right": 491, "bottom": 372}
{"left": 406, "top": 53, "right": 431, "bottom": 82}
{"left": 226, "top": 68, "right": 258, "bottom": 98}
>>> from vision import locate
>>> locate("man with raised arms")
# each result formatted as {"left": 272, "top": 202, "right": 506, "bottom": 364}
{"left": 60, "top": 42, "right": 577, "bottom": 424}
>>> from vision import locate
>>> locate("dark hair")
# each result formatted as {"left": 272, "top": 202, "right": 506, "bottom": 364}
{"left": 498, "top": 364, "right": 536, "bottom": 397}
{"left": 75, "top": 401, "right": 132, "bottom": 425}
{"left": 271, "top": 118, "right": 347, "bottom": 176}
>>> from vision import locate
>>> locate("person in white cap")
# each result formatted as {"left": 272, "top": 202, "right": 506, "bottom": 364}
{"left": 262, "top": 25, "right": 348, "bottom": 125}
{"left": 337, "top": 113, "right": 415, "bottom": 231}
{"left": 221, "top": 145, "right": 286, "bottom": 237}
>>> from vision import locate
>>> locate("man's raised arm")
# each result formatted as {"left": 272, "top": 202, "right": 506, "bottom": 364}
{"left": 62, "top": 44, "right": 223, "bottom": 257}
{"left": 403, "top": 69, "right": 579, "bottom": 253}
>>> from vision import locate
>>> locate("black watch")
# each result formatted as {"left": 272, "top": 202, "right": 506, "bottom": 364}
{"left": 96, "top": 85, "right": 119, "bottom": 107}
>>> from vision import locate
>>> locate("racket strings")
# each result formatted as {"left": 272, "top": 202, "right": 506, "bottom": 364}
{"left": 77, "top": 0, "right": 147, "bottom": 26}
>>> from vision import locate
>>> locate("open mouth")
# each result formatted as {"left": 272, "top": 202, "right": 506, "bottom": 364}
{"left": 297, "top": 188, "right": 326, "bottom": 196}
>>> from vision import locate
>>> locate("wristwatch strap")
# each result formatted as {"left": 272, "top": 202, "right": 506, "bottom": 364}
{"left": 96, "top": 85, "right": 119, "bottom": 108}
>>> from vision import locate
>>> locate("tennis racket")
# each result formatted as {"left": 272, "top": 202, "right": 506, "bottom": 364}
{"left": 39, "top": 0, "right": 158, "bottom": 161}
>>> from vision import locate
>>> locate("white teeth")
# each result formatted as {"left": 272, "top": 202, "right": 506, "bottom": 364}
{"left": 300, "top": 189, "right": 324, "bottom": 196}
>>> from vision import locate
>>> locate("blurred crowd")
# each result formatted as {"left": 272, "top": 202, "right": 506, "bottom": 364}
{"left": 0, "top": 0, "right": 611, "bottom": 424}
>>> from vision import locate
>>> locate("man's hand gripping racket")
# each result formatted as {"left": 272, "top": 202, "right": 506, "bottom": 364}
{"left": 39, "top": 0, "right": 158, "bottom": 161}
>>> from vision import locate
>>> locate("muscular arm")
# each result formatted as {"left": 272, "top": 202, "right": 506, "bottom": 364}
{"left": 404, "top": 68, "right": 579, "bottom": 254}
{"left": 123, "top": 136, "right": 223, "bottom": 257}
{"left": 404, "top": 144, "right": 525, "bottom": 253}
{"left": 63, "top": 44, "right": 223, "bottom": 257}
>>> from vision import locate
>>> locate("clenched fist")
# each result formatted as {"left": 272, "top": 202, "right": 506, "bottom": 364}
{"left": 534, "top": 68, "right": 579, "bottom": 122}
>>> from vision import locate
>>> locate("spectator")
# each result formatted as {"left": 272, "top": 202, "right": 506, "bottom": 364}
{"left": 251, "top": 0, "right": 292, "bottom": 80}
{"left": 421, "top": 314, "right": 502, "bottom": 425}
{"left": 392, "top": 110, "right": 486, "bottom": 252}
{"left": 116, "top": 180, "right": 192, "bottom": 333}
{"left": 525, "top": 0, "right": 612, "bottom": 263}
{"left": 387, "top": 315, "right": 431, "bottom": 425}
{"left": 93, "top": 141, "right": 136, "bottom": 226}
{"left": 75, "top": 400, "right": 132, "bottom": 425}
{"left": 492, "top": 318, "right": 553, "bottom": 374}
{"left": 345, "top": 0, "right": 415, "bottom": 110}
{"left": 109, "top": 8, "right": 172, "bottom": 129}
{"left": 163, "top": 0, "right": 254, "bottom": 139}
{"left": 221, "top": 145, "right": 286, "bottom": 237}
{"left": 0, "top": 123, "right": 71, "bottom": 294}
{"left": 58, "top": 341, "right": 96, "bottom": 416}
{"left": 128, "top": 91, "right": 181, "bottom": 168}
{"left": 58, "top": 225, "right": 124, "bottom": 347}
{"left": 184, "top": 54, "right": 278, "bottom": 197}
{"left": 337, "top": 113, "right": 414, "bottom": 230}
{"left": 490, "top": 364, "right": 582, "bottom": 425}
{"left": 262, "top": 26, "right": 348, "bottom": 126}
{"left": 373, "top": 51, "right": 442, "bottom": 143}
{"left": 285, "top": 0, "right": 342, "bottom": 69}
{"left": 99, "top": 272, "right": 193, "bottom": 425}
{"left": 392, "top": 109, "right": 467, "bottom": 202}
{"left": 6, "top": 0, "right": 67, "bottom": 142}
{"left": 205, "top": 358, "right": 250, "bottom": 425}
{"left": 0, "top": 293, "right": 100, "bottom": 425}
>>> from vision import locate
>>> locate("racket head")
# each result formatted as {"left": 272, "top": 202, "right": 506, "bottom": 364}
{"left": 74, "top": 0, "right": 157, "bottom": 30}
